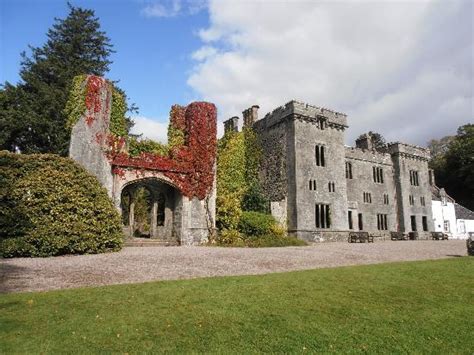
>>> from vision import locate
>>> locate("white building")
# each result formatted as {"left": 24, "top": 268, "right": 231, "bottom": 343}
{"left": 431, "top": 185, "right": 474, "bottom": 239}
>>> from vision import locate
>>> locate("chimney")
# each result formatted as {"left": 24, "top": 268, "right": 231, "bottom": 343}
{"left": 356, "top": 133, "right": 373, "bottom": 150}
{"left": 242, "top": 105, "right": 259, "bottom": 128}
{"left": 428, "top": 169, "right": 435, "bottom": 186}
{"left": 223, "top": 116, "right": 239, "bottom": 134}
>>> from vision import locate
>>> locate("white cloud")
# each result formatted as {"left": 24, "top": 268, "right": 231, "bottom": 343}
{"left": 188, "top": 0, "right": 473, "bottom": 145}
{"left": 130, "top": 116, "right": 168, "bottom": 143}
{"left": 141, "top": 0, "right": 206, "bottom": 18}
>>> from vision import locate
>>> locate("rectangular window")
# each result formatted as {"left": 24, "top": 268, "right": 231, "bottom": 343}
{"left": 358, "top": 213, "right": 363, "bottom": 231}
{"left": 420, "top": 196, "right": 425, "bottom": 206}
{"left": 363, "top": 192, "right": 372, "bottom": 203}
{"left": 348, "top": 211, "right": 353, "bottom": 230}
{"left": 328, "top": 182, "right": 335, "bottom": 192}
{"left": 409, "top": 195, "right": 415, "bottom": 206}
{"left": 422, "top": 216, "right": 428, "bottom": 231}
{"left": 459, "top": 220, "right": 466, "bottom": 234}
{"left": 377, "top": 214, "right": 388, "bottom": 230}
{"left": 315, "top": 204, "right": 331, "bottom": 229}
{"left": 443, "top": 220, "right": 450, "bottom": 233}
{"left": 410, "top": 170, "right": 420, "bottom": 186}
{"left": 383, "top": 194, "right": 389, "bottom": 205}
{"left": 411, "top": 215, "right": 417, "bottom": 232}
{"left": 373, "top": 167, "right": 384, "bottom": 183}
{"left": 315, "top": 145, "right": 326, "bottom": 167}
{"left": 309, "top": 180, "right": 316, "bottom": 191}
{"left": 345, "top": 161, "right": 353, "bottom": 179}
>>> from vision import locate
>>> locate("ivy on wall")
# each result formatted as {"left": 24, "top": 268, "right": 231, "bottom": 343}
{"left": 216, "top": 127, "right": 268, "bottom": 232}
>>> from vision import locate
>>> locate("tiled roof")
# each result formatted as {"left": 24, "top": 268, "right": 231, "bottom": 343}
{"left": 455, "top": 203, "right": 474, "bottom": 220}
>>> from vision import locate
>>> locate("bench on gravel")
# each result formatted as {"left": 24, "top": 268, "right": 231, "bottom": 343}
{"left": 391, "top": 232, "right": 408, "bottom": 241}
{"left": 431, "top": 232, "right": 448, "bottom": 240}
{"left": 348, "top": 232, "right": 374, "bottom": 243}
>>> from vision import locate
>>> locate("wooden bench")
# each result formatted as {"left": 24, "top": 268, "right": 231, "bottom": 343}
{"left": 408, "top": 232, "right": 419, "bottom": 240}
{"left": 391, "top": 232, "right": 407, "bottom": 241}
{"left": 348, "top": 232, "right": 374, "bottom": 243}
{"left": 431, "top": 232, "right": 448, "bottom": 240}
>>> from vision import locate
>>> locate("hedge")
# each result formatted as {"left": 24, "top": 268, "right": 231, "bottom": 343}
{"left": 0, "top": 152, "right": 123, "bottom": 257}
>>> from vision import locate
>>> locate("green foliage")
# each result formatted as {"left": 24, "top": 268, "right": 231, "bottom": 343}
{"left": 217, "top": 229, "right": 245, "bottom": 247}
{"left": 128, "top": 137, "right": 169, "bottom": 157}
{"left": 429, "top": 124, "right": 474, "bottom": 210}
{"left": 238, "top": 211, "right": 277, "bottom": 238}
{"left": 0, "top": 152, "right": 123, "bottom": 257}
{"left": 0, "top": 4, "right": 115, "bottom": 155}
{"left": 133, "top": 187, "right": 151, "bottom": 237}
{"left": 168, "top": 125, "right": 186, "bottom": 151}
{"left": 110, "top": 87, "right": 128, "bottom": 137}
{"left": 64, "top": 74, "right": 87, "bottom": 130}
{"left": 216, "top": 131, "right": 247, "bottom": 230}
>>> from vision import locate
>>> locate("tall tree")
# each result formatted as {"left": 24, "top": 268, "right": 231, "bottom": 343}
{"left": 0, "top": 4, "right": 114, "bottom": 155}
{"left": 429, "top": 124, "right": 474, "bottom": 210}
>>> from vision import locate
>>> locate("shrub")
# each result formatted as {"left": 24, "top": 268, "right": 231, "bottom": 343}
{"left": 238, "top": 211, "right": 276, "bottom": 238}
{"left": 0, "top": 152, "right": 123, "bottom": 257}
{"left": 215, "top": 211, "right": 307, "bottom": 248}
{"left": 218, "top": 229, "right": 245, "bottom": 247}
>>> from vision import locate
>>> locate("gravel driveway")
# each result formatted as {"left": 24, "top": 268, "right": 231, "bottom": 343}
{"left": 0, "top": 240, "right": 467, "bottom": 294}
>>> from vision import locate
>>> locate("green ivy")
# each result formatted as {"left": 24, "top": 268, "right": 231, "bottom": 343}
{"left": 0, "top": 152, "right": 123, "bottom": 257}
{"left": 168, "top": 125, "right": 185, "bottom": 151}
{"left": 64, "top": 74, "right": 87, "bottom": 130}
{"left": 110, "top": 87, "right": 128, "bottom": 137}
{"left": 128, "top": 137, "right": 169, "bottom": 157}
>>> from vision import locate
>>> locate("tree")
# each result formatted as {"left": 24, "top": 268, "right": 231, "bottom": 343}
{"left": 357, "top": 131, "right": 386, "bottom": 151}
{"left": 0, "top": 4, "right": 124, "bottom": 155}
{"left": 429, "top": 124, "right": 474, "bottom": 210}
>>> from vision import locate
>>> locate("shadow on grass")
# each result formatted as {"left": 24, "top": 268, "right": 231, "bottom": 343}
{"left": 0, "top": 263, "right": 30, "bottom": 294}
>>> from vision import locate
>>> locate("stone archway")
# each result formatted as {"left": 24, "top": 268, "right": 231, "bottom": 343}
{"left": 121, "top": 178, "right": 182, "bottom": 245}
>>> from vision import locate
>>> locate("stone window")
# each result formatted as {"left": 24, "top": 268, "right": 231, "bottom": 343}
{"left": 315, "top": 145, "right": 326, "bottom": 167}
{"left": 409, "top": 195, "right": 415, "bottom": 206}
{"left": 348, "top": 210, "right": 353, "bottom": 230}
{"left": 345, "top": 161, "right": 353, "bottom": 179}
{"left": 383, "top": 194, "right": 389, "bottom": 205}
{"left": 411, "top": 215, "right": 417, "bottom": 232}
{"left": 328, "top": 182, "right": 335, "bottom": 192}
{"left": 363, "top": 192, "right": 372, "bottom": 203}
{"left": 420, "top": 196, "right": 426, "bottom": 206}
{"left": 410, "top": 170, "right": 420, "bottom": 186}
{"left": 377, "top": 214, "right": 388, "bottom": 230}
{"left": 315, "top": 204, "right": 331, "bottom": 229}
{"left": 373, "top": 166, "right": 384, "bottom": 183}
{"left": 422, "top": 216, "right": 428, "bottom": 231}
{"left": 358, "top": 213, "right": 363, "bottom": 230}
{"left": 309, "top": 179, "right": 317, "bottom": 191}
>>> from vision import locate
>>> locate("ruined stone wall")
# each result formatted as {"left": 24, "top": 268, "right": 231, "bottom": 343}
{"left": 345, "top": 147, "right": 397, "bottom": 234}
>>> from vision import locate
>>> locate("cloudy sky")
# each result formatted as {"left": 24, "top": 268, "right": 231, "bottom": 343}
{"left": 2, "top": 0, "right": 472, "bottom": 146}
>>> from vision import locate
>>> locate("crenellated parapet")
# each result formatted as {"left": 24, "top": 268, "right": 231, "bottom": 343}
{"left": 386, "top": 142, "right": 431, "bottom": 162}
{"left": 255, "top": 100, "right": 348, "bottom": 130}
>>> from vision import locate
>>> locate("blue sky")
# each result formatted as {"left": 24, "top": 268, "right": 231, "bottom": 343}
{"left": 1, "top": 0, "right": 472, "bottom": 145}
{"left": 1, "top": 0, "right": 209, "bottom": 140}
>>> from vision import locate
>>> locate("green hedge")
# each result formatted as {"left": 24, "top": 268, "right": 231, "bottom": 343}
{"left": 0, "top": 152, "right": 123, "bottom": 257}
{"left": 218, "top": 211, "right": 307, "bottom": 248}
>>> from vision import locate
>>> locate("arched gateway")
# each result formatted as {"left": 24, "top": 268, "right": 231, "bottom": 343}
{"left": 68, "top": 75, "right": 217, "bottom": 245}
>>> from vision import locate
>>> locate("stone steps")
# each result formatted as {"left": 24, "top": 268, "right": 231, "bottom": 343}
{"left": 124, "top": 238, "right": 179, "bottom": 247}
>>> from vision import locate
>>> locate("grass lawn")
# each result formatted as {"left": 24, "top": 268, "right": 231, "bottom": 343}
{"left": 1, "top": 258, "right": 472, "bottom": 353}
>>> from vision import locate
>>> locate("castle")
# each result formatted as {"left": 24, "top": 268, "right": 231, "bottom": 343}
{"left": 225, "top": 100, "right": 434, "bottom": 242}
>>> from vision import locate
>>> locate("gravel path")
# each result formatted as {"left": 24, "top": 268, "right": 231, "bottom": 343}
{"left": 0, "top": 240, "right": 466, "bottom": 294}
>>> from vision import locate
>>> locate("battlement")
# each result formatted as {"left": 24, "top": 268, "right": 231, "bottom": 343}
{"left": 386, "top": 142, "right": 431, "bottom": 161}
{"left": 344, "top": 146, "right": 393, "bottom": 165}
{"left": 259, "top": 100, "right": 348, "bottom": 129}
